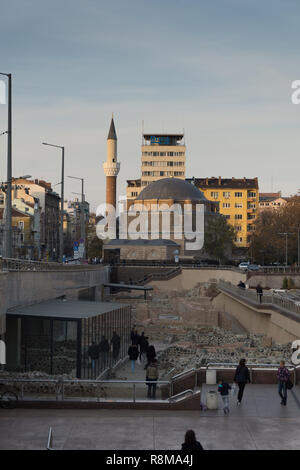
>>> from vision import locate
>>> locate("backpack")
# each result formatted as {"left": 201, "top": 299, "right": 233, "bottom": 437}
{"left": 147, "top": 365, "right": 158, "bottom": 380}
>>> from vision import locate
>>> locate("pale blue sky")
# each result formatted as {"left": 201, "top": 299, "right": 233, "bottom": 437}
{"left": 0, "top": 0, "right": 300, "bottom": 209}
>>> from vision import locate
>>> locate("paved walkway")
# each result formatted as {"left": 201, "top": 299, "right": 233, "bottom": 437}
{"left": 0, "top": 385, "right": 300, "bottom": 450}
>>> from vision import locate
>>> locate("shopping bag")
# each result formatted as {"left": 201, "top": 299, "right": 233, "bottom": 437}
{"left": 231, "top": 383, "right": 237, "bottom": 396}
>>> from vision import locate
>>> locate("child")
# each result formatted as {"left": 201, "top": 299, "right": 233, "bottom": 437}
{"left": 218, "top": 379, "right": 231, "bottom": 414}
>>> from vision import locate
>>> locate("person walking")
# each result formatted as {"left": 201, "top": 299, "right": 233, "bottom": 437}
{"left": 111, "top": 331, "right": 121, "bottom": 360}
{"left": 277, "top": 360, "right": 290, "bottom": 406}
{"left": 88, "top": 341, "right": 99, "bottom": 377}
{"left": 130, "top": 328, "right": 139, "bottom": 346}
{"left": 234, "top": 358, "right": 251, "bottom": 405}
{"left": 218, "top": 379, "right": 231, "bottom": 414}
{"left": 128, "top": 343, "right": 139, "bottom": 373}
{"left": 99, "top": 336, "right": 110, "bottom": 369}
{"left": 146, "top": 358, "right": 159, "bottom": 399}
{"left": 181, "top": 430, "right": 204, "bottom": 451}
{"left": 139, "top": 332, "right": 149, "bottom": 362}
{"left": 256, "top": 284, "right": 263, "bottom": 303}
{"left": 146, "top": 344, "right": 156, "bottom": 364}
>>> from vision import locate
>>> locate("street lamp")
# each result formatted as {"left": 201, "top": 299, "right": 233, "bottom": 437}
{"left": 278, "top": 232, "right": 295, "bottom": 267}
{"left": 42, "top": 142, "right": 65, "bottom": 262}
{"left": 68, "top": 175, "right": 86, "bottom": 259}
{"left": 0, "top": 72, "right": 12, "bottom": 258}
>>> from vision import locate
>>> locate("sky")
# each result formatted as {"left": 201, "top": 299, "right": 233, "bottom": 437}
{"left": 0, "top": 0, "right": 300, "bottom": 211}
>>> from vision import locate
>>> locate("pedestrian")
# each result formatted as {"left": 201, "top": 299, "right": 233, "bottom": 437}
{"left": 146, "top": 358, "right": 158, "bottom": 399}
{"left": 146, "top": 344, "right": 156, "bottom": 364}
{"left": 234, "top": 358, "right": 251, "bottom": 405}
{"left": 99, "top": 336, "right": 110, "bottom": 369}
{"left": 256, "top": 284, "right": 263, "bottom": 303}
{"left": 139, "top": 332, "right": 149, "bottom": 362}
{"left": 128, "top": 343, "right": 139, "bottom": 372}
{"left": 88, "top": 341, "right": 99, "bottom": 377}
{"left": 130, "top": 328, "right": 139, "bottom": 346}
{"left": 181, "top": 430, "right": 203, "bottom": 451}
{"left": 218, "top": 379, "right": 231, "bottom": 414}
{"left": 277, "top": 360, "right": 290, "bottom": 406}
{"left": 111, "top": 331, "right": 121, "bottom": 360}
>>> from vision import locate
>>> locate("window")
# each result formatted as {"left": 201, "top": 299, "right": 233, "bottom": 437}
{"left": 236, "top": 226, "right": 242, "bottom": 231}
{"left": 18, "top": 221, "right": 24, "bottom": 230}
{"left": 235, "top": 237, "right": 243, "bottom": 243}
{"left": 247, "top": 214, "right": 256, "bottom": 220}
{"left": 235, "top": 203, "right": 243, "bottom": 208}
{"left": 223, "top": 192, "right": 230, "bottom": 199}
{"left": 235, "top": 192, "right": 243, "bottom": 197}
{"left": 211, "top": 192, "right": 219, "bottom": 199}
{"left": 224, "top": 215, "right": 230, "bottom": 219}
{"left": 248, "top": 191, "right": 256, "bottom": 198}
{"left": 248, "top": 203, "right": 256, "bottom": 209}
{"left": 247, "top": 225, "right": 256, "bottom": 232}
{"left": 235, "top": 214, "right": 242, "bottom": 219}
{"left": 222, "top": 203, "right": 230, "bottom": 208}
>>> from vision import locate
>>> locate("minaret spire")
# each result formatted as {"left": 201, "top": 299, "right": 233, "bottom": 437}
{"left": 103, "top": 116, "right": 120, "bottom": 212}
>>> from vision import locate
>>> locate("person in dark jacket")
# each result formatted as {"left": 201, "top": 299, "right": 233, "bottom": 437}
{"left": 99, "top": 336, "right": 110, "bottom": 369}
{"left": 88, "top": 341, "right": 99, "bottom": 376}
{"left": 277, "top": 360, "right": 290, "bottom": 405}
{"left": 234, "top": 358, "right": 251, "bottom": 405}
{"left": 218, "top": 379, "right": 232, "bottom": 414}
{"left": 181, "top": 430, "right": 203, "bottom": 451}
{"left": 128, "top": 344, "right": 139, "bottom": 372}
{"left": 139, "top": 332, "right": 149, "bottom": 362}
{"left": 146, "top": 344, "right": 156, "bottom": 364}
{"left": 130, "top": 328, "right": 139, "bottom": 346}
{"left": 256, "top": 284, "right": 263, "bottom": 303}
{"left": 111, "top": 331, "right": 121, "bottom": 360}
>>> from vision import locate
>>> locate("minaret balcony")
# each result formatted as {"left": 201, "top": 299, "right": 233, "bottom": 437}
{"left": 103, "top": 161, "right": 120, "bottom": 177}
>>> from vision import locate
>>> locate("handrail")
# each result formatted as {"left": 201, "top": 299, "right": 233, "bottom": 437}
{"left": 168, "top": 389, "right": 194, "bottom": 402}
{"left": 206, "top": 362, "right": 298, "bottom": 385}
{"left": 0, "top": 257, "right": 107, "bottom": 272}
{"left": 46, "top": 427, "right": 54, "bottom": 450}
{"left": 171, "top": 368, "right": 195, "bottom": 380}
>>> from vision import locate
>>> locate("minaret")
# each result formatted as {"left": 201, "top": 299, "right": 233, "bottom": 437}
{"left": 103, "top": 116, "right": 120, "bottom": 210}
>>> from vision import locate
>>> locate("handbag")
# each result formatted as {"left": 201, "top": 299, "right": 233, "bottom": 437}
{"left": 286, "top": 379, "right": 293, "bottom": 390}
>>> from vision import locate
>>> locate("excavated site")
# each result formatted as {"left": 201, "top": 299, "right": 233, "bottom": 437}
{"left": 116, "top": 282, "right": 292, "bottom": 376}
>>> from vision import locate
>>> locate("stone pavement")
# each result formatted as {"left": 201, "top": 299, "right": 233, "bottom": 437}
{"left": 0, "top": 385, "right": 299, "bottom": 450}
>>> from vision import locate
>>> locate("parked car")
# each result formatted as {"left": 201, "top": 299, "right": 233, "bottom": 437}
{"left": 238, "top": 262, "right": 250, "bottom": 270}
{"left": 247, "top": 264, "right": 260, "bottom": 271}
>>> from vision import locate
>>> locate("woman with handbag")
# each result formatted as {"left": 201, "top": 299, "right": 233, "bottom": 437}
{"left": 277, "top": 360, "right": 291, "bottom": 406}
{"left": 234, "top": 358, "right": 251, "bottom": 405}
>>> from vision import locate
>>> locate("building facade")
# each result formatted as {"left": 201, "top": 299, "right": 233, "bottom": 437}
{"left": 126, "top": 133, "right": 186, "bottom": 203}
{"left": 259, "top": 192, "right": 287, "bottom": 211}
{"left": 187, "top": 177, "right": 259, "bottom": 247}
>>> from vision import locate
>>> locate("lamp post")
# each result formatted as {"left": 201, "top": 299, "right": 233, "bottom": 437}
{"left": 278, "top": 232, "right": 295, "bottom": 267}
{"left": 0, "top": 73, "right": 12, "bottom": 258}
{"left": 42, "top": 143, "right": 65, "bottom": 262}
{"left": 68, "top": 175, "right": 86, "bottom": 259}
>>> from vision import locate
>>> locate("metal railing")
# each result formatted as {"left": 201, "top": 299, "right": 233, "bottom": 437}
{"left": 0, "top": 378, "right": 170, "bottom": 403}
{"left": 168, "top": 389, "right": 194, "bottom": 403}
{"left": 218, "top": 280, "right": 300, "bottom": 316}
{"left": 46, "top": 427, "right": 54, "bottom": 450}
{"left": 171, "top": 368, "right": 197, "bottom": 395}
{"left": 206, "top": 362, "right": 298, "bottom": 385}
{"left": 0, "top": 257, "right": 107, "bottom": 272}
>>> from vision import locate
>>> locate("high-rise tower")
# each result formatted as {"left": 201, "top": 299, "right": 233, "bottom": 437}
{"left": 103, "top": 116, "right": 120, "bottom": 210}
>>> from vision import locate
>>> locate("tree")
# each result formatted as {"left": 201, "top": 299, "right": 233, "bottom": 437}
{"left": 250, "top": 195, "right": 300, "bottom": 265}
{"left": 204, "top": 215, "right": 235, "bottom": 264}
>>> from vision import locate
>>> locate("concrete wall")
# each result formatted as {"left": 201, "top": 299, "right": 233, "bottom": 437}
{"left": 247, "top": 273, "right": 300, "bottom": 289}
{"left": 149, "top": 268, "right": 246, "bottom": 291}
{"left": 0, "top": 266, "right": 109, "bottom": 334}
{"left": 212, "top": 291, "right": 300, "bottom": 344}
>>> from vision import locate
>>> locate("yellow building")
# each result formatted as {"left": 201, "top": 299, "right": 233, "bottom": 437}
{"left": 187, "top": 177, "right": 259, "bottom": 247}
